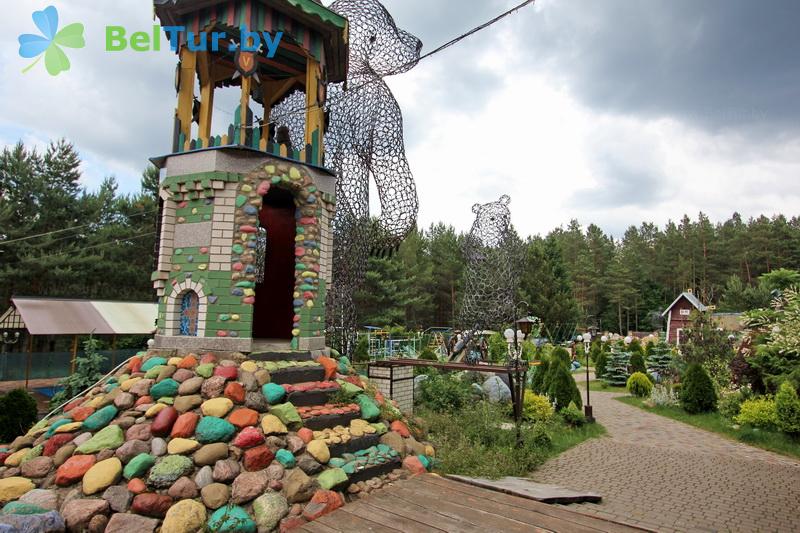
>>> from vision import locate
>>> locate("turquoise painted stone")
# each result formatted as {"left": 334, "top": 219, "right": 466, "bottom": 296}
{"left": 270, "top": 176, "right": 281, "bottom": 184}
{"left": 46, "top": 418, "right": 71, "bottom": 437}
{"left": 196, "top": 363, "right": 214, "bottom": 378}
{"left": 338, "top": 357, "right": 352, "bottom": 374}
{"left": 196, "top": 416, "right": 236, "bottom": 443}
{"left": 123, "top": 453, "right": 156, "bottom": 480}
{"left": 150, "top": 379, "right": 179, "bottom": 400}
{"left": 1, "top": 502, "right": 48, "bottom": 515}
{"left": 355, "top": 394, "right": 380, "bottom": 421}
{"left": 262, "top": 383, "right": 286, "bottom": 404}
{"left": 328, "top": 458, "right": 346, "bottom": 468}
{"left": 82, "top": 405, "right": 118, "bottom": 431}
{"left": 268, "top": 403, "right": 302, "bottom": 428}
{"left": 317, "top": 468, "right": 348, "bottom": 490}
{"left": 417, "top": 455, "right": 431, "bottom": 470}
{"left": 341, "top": 462, "right": 356, "bottom": 475}
{"left": 232, "top": 244, "right": 244, "bottom": 254}
{"left": 275, "top": 449, "right": 295, "bottom": 468}
{"left": 235, "top": 195, "right": 248, "bottom": 207}
{"left": 376, "top": 444, "right": 392, "bottom": 454}
{"left": 148, "top": 455, "right": 194, "bottom": 488}
{"left": 207, "top": 505, "right": 256, "bottom": 533}
{"left": 141, "top": 357, "right": 168, "bottom": 372}
{"left": 75, "top": 425, "right": 124, "bottom": 454}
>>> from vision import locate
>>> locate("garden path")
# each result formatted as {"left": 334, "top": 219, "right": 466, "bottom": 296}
{"left": 532, "top": 387, "right": 800, "bottom": 532}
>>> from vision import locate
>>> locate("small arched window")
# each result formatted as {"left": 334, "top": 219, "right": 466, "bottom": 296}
{"left": 179, "top": 291, "right": 199, "bottom": 336}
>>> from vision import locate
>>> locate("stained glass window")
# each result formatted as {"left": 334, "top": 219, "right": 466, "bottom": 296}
{"left": 179, "top": 291, "right": 199, "bottom": 336}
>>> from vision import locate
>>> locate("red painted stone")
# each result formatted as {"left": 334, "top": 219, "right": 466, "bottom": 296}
{"left": 390, "top": 421, "right": 411, "bottom": 438}
{"left": 216, "top": 331, "right": 229, "bottom": 337}
{"left": 243, "top": 445, "right": 275, "bottom": 471}
{"left": 227, "top": 408, "right": 258, "bottom": 429}
{"left": 135, "top": 395, "right": 152, "bottom": 407}
{"left": 69, "top": 406, "right": 95, "bottom": 422}
{"left": 0, "top": 453, "right": 10, "bottom": 465}
{"left": 177, "top": 355, "right": 198, "bottom": 369}
{"left": 302, "top": 490, "right": 344, "bottom": 521}
{"left": 243, "top": 297, "right": 255, "bottom": 305}
{"left": 55, "top": 454, "right": 96, "bottom": 486}
{"left": 43, "top": 433, "right": 75, "bottom": 456}
{"left": 62, "top": 399, "right": 83, "bottom": 413}
{"left": 303, "top": 291, "right": 314, "bottom": 300}
{"left": 299, "top": 217, "right": 317, "bottom": 225}
{"left": 257, "top": 182, "right": 270, "bottom": 195}
{"left": 200, "top": 353, "right": 216, "bottom": 364}
{"left": 199, "top": 247, "right": 209, "bottom": 254}
{"left": 297, "top": 428, "right": 314, "bottom": 444}
{"left": 232, "top": 426, "right": 264, "bottom": 449}
{"left": 128, "top": 356, "right": 142, "bottom": 373}
{"left": 177, "top": 201, "right": 187, "bottom": 208}
{"left": 131, "top": 493, "right": 173, "bottom": 518}
{"left": 293, "top": 314, "right": 301, "bottom": 323}
{"left": 214, "top": 366, "right": 238, "bottom": 381}
{"left": 279, "top": 516, "right": 307, "bottom": 532}
{"left": 150, "top": 407, "right": 179, "bottom": 437}
{"left": 224, "top": 382, "right": 246, "bottom": 404}
{"left": 232, "top": 263, "right": 244, "bottom": 272}
{"left": 128, "top": 478, "right": 146, "bottom": 494}
{"left": 295, "top": 248, "right": 305, "bottom": 257}
{"left": 402, "top": 455, "right": 427, "bottom": 475}
{"left": 170, "top": 412, "right": 200, "bottom": 439}
{"left": 239, "top": 225, "right": 257, "bottom": 233}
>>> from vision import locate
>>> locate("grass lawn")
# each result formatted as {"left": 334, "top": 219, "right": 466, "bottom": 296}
{"left": 617, "top": 396, "right": 800, "bottom": 460}
{"left": 578, "top": 380, "right": 628, "bottom": 393}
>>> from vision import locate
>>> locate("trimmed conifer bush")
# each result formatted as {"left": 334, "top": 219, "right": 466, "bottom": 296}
{"left": 530, "top": 356, "right": 550, "bottom": 395}
{"left": 646, "top": 342, "right": 674, "bottom": 380}
{"left": 604, "top": 348, "right": 630, "bottom": 387}
{"left": 0, "top": 389, "right": 38, "bottom": 442}
{"left": 547, "top": 361, "right": 582, "bottom": 410}
{"left": 627, "top": 372, "right": 653, "bottom": 397}
{"left": 594, "top": 349, "right": 608, "bottom": 379}
{"left": 680, "top": 363, "right": 718, "bottom": 413}
{"left": 775, "top": 381, "right": 800, "bottom": 435}
{"left": 629, "top": 352, "right": 647, "bottom": 375}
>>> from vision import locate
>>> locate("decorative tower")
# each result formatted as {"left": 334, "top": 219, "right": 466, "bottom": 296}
{"left": 149, "top": 0, "right": 348, "bottom": 354}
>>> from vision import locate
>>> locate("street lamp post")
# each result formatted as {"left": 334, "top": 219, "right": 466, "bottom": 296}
{"left": 1, "top": 331, "right": 21, "bottom": 385}
{"left": 505, "top": 304, "right": 531, "bottom": 446}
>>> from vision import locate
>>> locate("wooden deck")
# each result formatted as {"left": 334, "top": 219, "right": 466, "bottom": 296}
{"left": 300, "top": 474, "right": 651, "bottom": 533}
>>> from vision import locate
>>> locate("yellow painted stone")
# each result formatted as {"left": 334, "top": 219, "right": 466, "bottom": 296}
{"left": 201, "top": 398, "right": 233, "bottom": 418}
{"left": 167, "top": 438, "right": 201, "bottom": 455}
{"left": 0, "top": 477, "right": 34, "bottom": 504}
{"left": 162, "top": 499, "right": 207, "bottom": 533}
{"left": 306, "top": 440, "right": 330, "bottom": 464}
{"left": 243, "top": 289, "right": 255, "bottom": 297}
{"left": 120, "top": 377, "right": 142, "bottom": 392}
{"left": 293, "top": 292, "right": 300, "bottom": 298}
{"left": 4, "top": 449, "right": 29, "bottom": 467}
{"left": 82, "top": 458, "right": 122, "bottom": 495}
{"left": 261, "top": 414, "right": 287, "bottom": 435}
{"left": 306, "top": 300, "right": 314, "bottom": 308}
{"left": 87, "top": 396, "right": 106, "bottom": 408}
{"left": 350, "top": 419, "right": 370, "bottom": 428}
{"left": 425, "top": 445, "right": 436, "bottom": 457}
{"left": 145, "top": 404, "right": 167, "bottom": 418}
{"left": 54, "top": 422, "right": 83, "bottom": 434}
{"left": 198, "top": 264, "right": 207, "bottom": 271}
{"left": 264, "top": 165, "right": 276, "bottom": 174}
{"left": 240, "top": 361, "right": 257, "bottom": 373}
{"left": 363, "top": 425, "right": 376, "bottom": 435}
{"left": 231, "top": 314, "right": 240, "bottom": 321}
{"left": 25, "top": 427, "right": 47, "bottom": 438}
{"left": 289, "top": 167, "right": 301, "bottom": 180}
{"left": 168, "top": 357, "right": 183, "bottom": 366}
{"left": 350, "top": 426, "right": 364, "bottom": 438}
{"left": 241, "top": 184, "right": 252, "bottom": 193}
{"left": 291, "top": 329, "right": 300, "bottom": 337}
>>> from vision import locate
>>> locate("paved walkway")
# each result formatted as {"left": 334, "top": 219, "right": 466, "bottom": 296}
{"left": 532, "top": 384, "right": 800, "bottom": 532}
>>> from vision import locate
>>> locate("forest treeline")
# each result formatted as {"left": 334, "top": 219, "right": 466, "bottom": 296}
{"left": 3, "top": 140, "right": 800, "bottom": 338}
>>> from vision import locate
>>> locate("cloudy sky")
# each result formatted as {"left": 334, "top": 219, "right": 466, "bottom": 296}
{"left": 1, "top": 0, "right": 798, "bottom": 237}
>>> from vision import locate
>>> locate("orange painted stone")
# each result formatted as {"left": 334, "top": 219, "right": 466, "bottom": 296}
{"left": 224, "top": 382, "right": 246, "bottom": 404}
{"left": 55, "top": 454, "right": 96, "bottom": 486}
{"left": 317, "top": 357, "right": 338, "bottom": 380}
{"left": 170, "top": 412, "right": 200, "bottom": 439}
{"left": 69, "top": 406, "right": 95, "bottom": 422}
{"left": 200, "top": 353, "right": 216, "bottom": 364}
{"left": 390, "top": 421, "right": 411, "bottom": 438}
{"left": 127, "top": 478, "right": 146, "bottom": 494}
{"left": 297, "top": 428, "right": 314, "bottom": 444}
{"left": 228, "top": 408, "right": 259, "bottom": 429}
{"left": 302, "top": 490, "right": 344, "bottom": 521}
{"left": 63, "top": 399, "right": 83, "bottom": 413}
{"left": 214, "top": 366, "right": 238, "bottom": 381}
{"left": 402, "top": 455, "right": 427, "bottom": 476}
{"left": 177, "top": 355, "right": 198, "bottom": 369}
{"left": 129, "top": 356, "right": 142, "bottom": 373}
{"left": 135, "top": 395, "right": 152, "bottom": 407}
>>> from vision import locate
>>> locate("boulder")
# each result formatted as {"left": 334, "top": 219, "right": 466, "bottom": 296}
{"left": 200, "top": 483, "right": 229, "bottom": 509}
{"left": 231, "top": 471, "right": 269, "bottom": 504}
{"left": 193, "top": 443, "right": 229, "bottom": 466}
{"left": 0, "top": 511, "right": 64, "bottom": 532}
{"left": 18, "top": 489, "right": 58, "bottom": 511}
{"left": 167, "top": 476, "right": 198, "bottom": 499}
{"left": 252, "top": 492, "right": 289, "bottom": 531}
{"left": 147, "top": 455, "right": 194, "bottom": 488}
{"left": 61, "top": 498, "right": 109, "bottom": 532}
{"left": 102, "top": 485, "right": 132, "bottom": 513}
{"left": 302, "top": 489, "right": 344, "bottom": 521}
{"left": 130, "top": 493, "right": 173, "bottom": 518}
{"left": 482, "top": 375, "right": 512, "bottom": 402}
{"left": 104, "top": 513, "right": 159, "bottom": 533}
{"left": 161, "top": 499, "right": 206, "bottom": 533}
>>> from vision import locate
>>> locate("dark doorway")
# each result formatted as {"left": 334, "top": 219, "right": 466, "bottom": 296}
{"left": 252, "top": 187, "right": 295, "bottom": 340}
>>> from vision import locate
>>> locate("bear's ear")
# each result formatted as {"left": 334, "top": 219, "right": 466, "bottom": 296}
{"left": 500, "top": 195, "right": 510, "bottom": 205}
{"left": 472, "top": 204, "right": 481, "bottom": 214}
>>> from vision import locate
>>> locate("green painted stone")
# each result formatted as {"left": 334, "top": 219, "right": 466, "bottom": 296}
{"left": 148, "top": 455, "right": 194, "bottom": 488}
{"left": 196, "top": 416, "right": 235, "bottom": 443}
{"left": 76, "top": 425, "right": 124, "bottom": 454}
{"left": 145, "top": 365, "right": 166, "bottom": 379}
{"left": 208, "top": 505, "right": 256, "bottom": 533}
{"left": 262, "top": 383, "right": 286, "bottom": 404}
{"left": 328, "top": 458, "right": 346, "bottom": 468}
{"left": 342, "top": 462, "right": 356, "bottom": 475}
{"left": 1, "top": 502, "right": 47, "bottom": 515}
{"left": 21, "top": 445, "right": 43, "bottom": 464}
{"left": 355, "top": 394, "right": 380, "bottom": 421}
{"left": 317, "top": 468, "right": 348, "bottom": 490}
{"left": 268, "top": 403, "right": 302, "bottom": 428}
{"left": 376, "top": 444, "right": 392, "bottom": 454}
{"left": 124, "top": 453, "right": 156, "bottom": 480}
{"left": 235, "top": 195, "right": 248, "bottom": 207}
{"left": 370, "top": 422, "right": 388, "bottom": 435}
{"left": 417, "top": 455, "right": 431, "bottom": 470}
{"left": 263, "top": 362, "right": 278, "bottom": 373}
{"left": 196, "top": 363, "right": 215, "bottom": 378}
{"left": 271, "top": 176, "right": 281, "bottom": 184}
{"left": 150, "top": 379, "right": 179, "bottom": 400}
{"left": 338, "top": 357, "right": 352, "bottom": 374}
{"left": 105, "top": 383, "right": 119, "bottom": 392}
{"left": 232, "top": 244, "right": 244, "bottom": 254}
{"left": 220, "top": 315, "right": 230, "bottom": 322}
{"left": 141, "top": 357, "right": 168, "bottom": 372}
{"left": 175, "top": 249, "right": 183, "bottom": 255}
{"left": 157, "top": 397, "right": 174, "bottom": 405}
{"left": 337, "top": 381, "right": 362, "bottom": 397}
{"left": 275, "top": 449, "right": 295, "bottom": 468}
{"left": 235, "top": 281, "right": 255, "bottom": 288}
{"left": 82, "top": 405, "right": 118, "bottom": 431}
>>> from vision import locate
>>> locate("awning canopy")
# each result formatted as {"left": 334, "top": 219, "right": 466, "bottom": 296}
{"left": 6, "top": 298, "right": 158, "bottom": 335}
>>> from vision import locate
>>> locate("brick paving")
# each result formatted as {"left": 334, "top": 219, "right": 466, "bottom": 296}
{"left": 532, "top": 384, "right": 800, "bottom": 532}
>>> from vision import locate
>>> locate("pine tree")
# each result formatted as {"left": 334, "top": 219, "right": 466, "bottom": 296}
{"left": 647, "top": 342, "right": 674, "bottom": 380}
{"left": 604, "top": 348, "right": 630, "bottom": 387}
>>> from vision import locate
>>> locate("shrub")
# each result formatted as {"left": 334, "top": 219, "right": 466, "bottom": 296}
{"left": 603, "top": 348, "right": 630, "bottom": 387}
{"left": 522, "top": 390, "right": 553, "bottom": 423}
{"left": 547, "top": 361, "right": 582, "bottom": 410}
{"left": 417, "top": 370, "right": 473, "bottom": 412}
{"left": 627, "top": 372, "right": 653, "bottom": 397}
{"left": 551, "top": 347, "right": 571, "bottom": 367}
{"left": 594, "top": 349, "right": 608, "bottom": 379}
{"left": 51, "top": 337, "right": 106, "bottom": 408}
{"left": 530, "top": 357, "right": 550, "bottom": 395}
{"left": 735, "top": 397, "right": 778, "bottom": 429}
{"left": 561, "top": 401, "right": 585, "bottom": 426}
{"left": 646, "top": 342, "right": 674, "bottom": 381}
{"left": 418, "top": 347, "right": 438, "bottom": 361}
{"left": 648, "top": 384, "right": 679, "bottom": 407}
{"left": 775, "top": 382, "right": 800, "bottom": 434}
{"left": 680, "top": 363, "right": 718, "bottom": 413}
{"left": 0, "top": 389, "right": 39, "bottom": 442}
{"left": 629, "top": 352, "right": 647, "bottom": 375}
{"left": 353, "top": 334, "right": 369, "bottom": 363}
{"left": 718, "top": 387, "right": 753, "bottom": 420}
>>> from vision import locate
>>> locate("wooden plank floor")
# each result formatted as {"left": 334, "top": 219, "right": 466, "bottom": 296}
{"left": 301, "top": 474, "right": 652, "bottom": 533}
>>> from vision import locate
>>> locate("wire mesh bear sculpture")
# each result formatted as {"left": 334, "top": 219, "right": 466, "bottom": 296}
{"left": 271, "top": 0, "right": 422, "bottom": 354}
{"left": 452, "top": 195, "right": 519, "bottom": 362}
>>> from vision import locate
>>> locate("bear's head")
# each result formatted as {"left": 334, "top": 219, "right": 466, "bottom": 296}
{"left": 469, "top": 195, "right": 511, "bottom": 248}
{"left": 330, "top": 0, "right": 422, "bottom": 77}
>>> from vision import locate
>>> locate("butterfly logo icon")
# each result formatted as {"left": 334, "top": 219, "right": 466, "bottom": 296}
{"left": 18, "top": 6, "right": 85, "bottom": 76}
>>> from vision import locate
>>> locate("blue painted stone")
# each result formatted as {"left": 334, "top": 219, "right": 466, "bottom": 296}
{"left": 229, "top": 331, "right": 239, "bottom": 338}
{"left": 231, "top": 289, "right": 244, "bottom": 296}
{"left": 275, "top": 449, "right": 295, "bottom": 468}
{"left": 208, "top": 296, "right": 218, "bottom": 304}
{"left": 46, "top": 419, "right": 71, "bottom": 437}
{"left": 187, "top": 256, "right": 194, "bottom": 263}
{"left": 245, "top": 265, "right": 256, "bottom": 274}
{"left": 293, "top": 299, "right": 304, "bottom": 307}
{"left": 0, "top": 511, "right": 65, "bottom": 532}
{"left": 244, "top": 205, "right": 258, "bottom": 215}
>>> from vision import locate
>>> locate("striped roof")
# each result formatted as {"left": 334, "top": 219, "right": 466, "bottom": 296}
{"left": 6, "top": 298, "right": 157, "bottom": 335}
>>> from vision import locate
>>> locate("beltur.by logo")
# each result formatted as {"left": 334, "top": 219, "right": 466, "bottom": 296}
{"left": 17, "top": 6, "right": 85, "bottom": 76}
{"left": 106, "top": 25, "right": 283, "bottom": 56}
